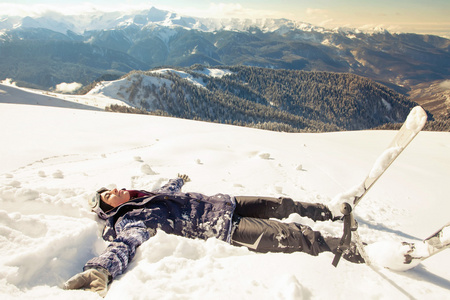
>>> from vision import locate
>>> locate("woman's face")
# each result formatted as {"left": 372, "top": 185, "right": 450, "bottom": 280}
{"left": 101, "top": 188, "right": 131, "bottom": 208}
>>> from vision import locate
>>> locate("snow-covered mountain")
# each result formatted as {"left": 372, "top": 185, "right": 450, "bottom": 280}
{"left": 0, "top": 7, "right": 326, "bottom": 35}
{"left": 0, "top": 83, "right": 449, "bottom": 299}
{"left": 0, "top": 6, "right": 449, "bottom": 117}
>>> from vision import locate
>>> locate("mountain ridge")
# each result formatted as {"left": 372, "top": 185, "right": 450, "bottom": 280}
{"left": 0, "top": 7, "right": 345, "bottom": 35}
{"left": 0, "top": 6, "right": 449, "bottom": 117}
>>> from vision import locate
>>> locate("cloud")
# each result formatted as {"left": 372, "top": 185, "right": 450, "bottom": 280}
{"left": 209, "top": 3, "right": 245, "bottom": 16}
{"left": 0, "top": 3, "right": 74, "bottom": 16}
{"left": 175, "top": 2, "right": 282, "bottom": 20}
{"left": 439, "top": 80, "right": 450, "bottom": 91}
{"left": 0, "top": 2, "right": 282, "bottom": 20}
{"left": 306, "top": 8, "right": 327, "bottom": 16}
{"left": 304, "top": 8, "right": 332, "bottom": 25}
{"left": 318, "top": 19, "right": 335, "bottom": 27}
{"left": 54, "top": 82, "right": 82, "bottom": 93}
{"left": 0, "top": 2, "right": 149, "bottom": 17}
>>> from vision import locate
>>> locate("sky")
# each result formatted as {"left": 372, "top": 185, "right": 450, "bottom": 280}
{"left": 0, "top": 0, "right": 449, "bottom": 37}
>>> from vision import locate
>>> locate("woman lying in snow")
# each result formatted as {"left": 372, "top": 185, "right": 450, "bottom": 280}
{"left": 64, "top": 174, "right": 365, "bottom": 297}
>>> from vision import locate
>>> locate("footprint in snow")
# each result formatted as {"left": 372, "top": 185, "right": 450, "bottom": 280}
{"left": 259, "top": 153, "right": 273, "bottom": 160}
{"left": 8, "top": 180, "right": 21, "bottom": 188}
{"left": 141, "top": 164, "right": 157, "bottom": 175}
{"left": 296, "top": 164, "right": 306, "bottom": 171}
{"left": 52, "top": 170, "right": 64, "bottom": 179}
{"left": 274, "top": 186, "right": 283, "bottom": 194}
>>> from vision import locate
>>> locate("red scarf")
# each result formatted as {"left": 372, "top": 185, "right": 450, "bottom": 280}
{"left": 126, "top": 190, "right": 151, "bottom": 200}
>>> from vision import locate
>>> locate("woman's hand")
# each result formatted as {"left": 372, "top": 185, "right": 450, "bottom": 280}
{"left": 63, "top": 267, "right": 111, "bottom": 297}
{"left": 177, "top": 173, "right": 191, "bottom": 183}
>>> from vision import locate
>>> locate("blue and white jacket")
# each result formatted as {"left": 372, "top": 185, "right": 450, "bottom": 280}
{"left": 84, "top": 178, "right": 236, "bottom": 279}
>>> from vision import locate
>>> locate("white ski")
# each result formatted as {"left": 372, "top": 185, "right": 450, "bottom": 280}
{"left": 329, "top": 106, "right": 428, "bottom": 214}
{"left": 330, "top": 106, "right": 428, "bottom": 267}
{"left": 405, "top": 222, "right": 450, "bottom": 265}
{"left": 354, "top": 106, "right": 428, "bottom": 206}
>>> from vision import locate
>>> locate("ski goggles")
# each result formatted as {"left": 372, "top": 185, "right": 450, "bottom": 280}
{"left": 89, "top": 187, "right": 110, "bottom": 215}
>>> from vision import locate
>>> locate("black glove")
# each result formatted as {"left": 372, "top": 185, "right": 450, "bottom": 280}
{"left": 63, "top": 267, "right": 111, "bottom": 297}
{"left": 177, "top": 173, "right": 191, "bottom": 183}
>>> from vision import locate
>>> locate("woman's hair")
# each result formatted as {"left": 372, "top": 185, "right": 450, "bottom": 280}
{"left": 91, "top": 187, "right": 114, "bottom": 213}
{"left": 100, "top": 199, "right": 114, "bottom": 212}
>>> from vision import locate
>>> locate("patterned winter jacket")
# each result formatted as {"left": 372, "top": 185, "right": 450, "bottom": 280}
{"left": 84, "top": 178, "right": 236, "bottom": 279}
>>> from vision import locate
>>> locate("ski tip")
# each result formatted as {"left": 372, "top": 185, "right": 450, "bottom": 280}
{"left": 405, "top": 106, "right": 427, "bottom": 131}
{"left": 425, "top": 222, "right": 450, "bottom": 241}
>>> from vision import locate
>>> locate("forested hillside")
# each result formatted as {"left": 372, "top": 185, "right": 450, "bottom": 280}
{"left": 99, "top": 66, "right": 421, "bottom": 132}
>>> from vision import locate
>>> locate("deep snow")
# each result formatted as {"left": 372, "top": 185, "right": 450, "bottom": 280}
{"left": 0, "top": 83, "right": 449, "bottom": 299}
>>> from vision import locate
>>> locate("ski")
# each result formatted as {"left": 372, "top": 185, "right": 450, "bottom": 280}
{"left": 331, "top": 106, "right": 428, "bottom": 267}
{"left": 354, "top": 106, "right": 428, "bottom": 207}
{"left": 329, "top": 106, "right": 428, "bottom": 213}
{"left": 404, "top": 222, "right": 450, "bottom": 265}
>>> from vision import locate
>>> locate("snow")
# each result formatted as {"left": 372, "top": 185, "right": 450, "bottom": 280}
{"left": 0, "top": 85, "right": 450, "bottom": 299}
{"left": 405, "top": 106, "right": 428, "bottom": 132}
{"left": 191, "top": 68, "right": 233, "bottom": 78}
{"left": 150, "top": 69, "right": 206, "bottom": 89}
{"left": 0, "top": 6, "right": 337, "bottom": 37}
{"left": 0, "top": 82, "right": 120, "bottom": 111}
{"left": 369, "top": 146, "right": 403, "bottom": 179}
{"left": 381, "top": 98, "right": 392, "bottom": 111}
{"left": 365, "top": 241, "right": 424, "bottom": 272}
{"left": 442, "top": 226, "right": 450, "bottom": 244}
{"left": 54, "top": 82, "right": 82, "bottom": 94}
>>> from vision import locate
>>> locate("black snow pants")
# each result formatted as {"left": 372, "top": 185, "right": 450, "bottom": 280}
{"left": 230, "top": 196, "right": 364, "bottom": 263}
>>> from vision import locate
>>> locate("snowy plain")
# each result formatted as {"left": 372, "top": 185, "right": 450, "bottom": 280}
{"left": 0, "top": 82, "right": 449, "bottom": 299}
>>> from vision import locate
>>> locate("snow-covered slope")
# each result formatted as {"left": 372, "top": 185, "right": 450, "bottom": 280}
{"left": 84, "top": 68, "right": 233, "bottom": 109}
{"left": 0, "top": 94, "right": 449, "bottom": 299}
{"left": 0, "top": 81, "right": 128, "bottom": 111}
{"left": 0, "top": 67, "right": 233, "bottom": 112}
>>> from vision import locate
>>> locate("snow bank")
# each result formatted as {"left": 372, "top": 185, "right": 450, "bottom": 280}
{"left": 0, "top": 101, "right": 449, "bottom": 299}
{"left": 0, "top": 84, "right": 102, "bottom": 111}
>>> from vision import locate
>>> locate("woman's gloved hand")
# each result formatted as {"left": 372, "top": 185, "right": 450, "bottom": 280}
{"left": 63, "top": 267, "right": 111, "bottom": 297}
{"left": 177, "top": 173, "right": 191, "bottom": 183}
